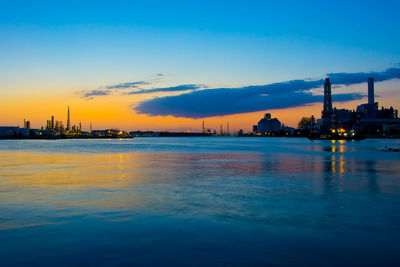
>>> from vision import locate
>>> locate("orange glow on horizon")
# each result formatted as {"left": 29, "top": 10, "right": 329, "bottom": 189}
{"left": 1, "top": 80, "right": 399, "bottom": 132}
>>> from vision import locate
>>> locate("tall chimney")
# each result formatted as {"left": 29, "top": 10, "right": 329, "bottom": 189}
{"left": 368, "top": 77, "right": 374, "bottom": 105}
{"left": 322, "top": 78, "right": 332, "bottom": 119}
{"left": 67, "top": 106, "right": 71, "bottom": 131}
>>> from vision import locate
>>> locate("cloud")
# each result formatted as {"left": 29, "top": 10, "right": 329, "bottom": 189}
{"left": 128, "top": 84, "right": 206, "bottom": 95}
{"left": 81, "top": 80, "right": 151, "bottom": 99}
{"left": 134, "top": 67, "right": 400, "bottom": 118}
{"left": 327, "top": 67, "right": 400, "bottom": 85}
{"left": 84, "top": 90, "right": 111, "bottom": 98}
{"left": 134, "top": 84, "right": 363, "bottom": 118}
{"left": 106, "top": 81, "right": 150, "bottom": 90}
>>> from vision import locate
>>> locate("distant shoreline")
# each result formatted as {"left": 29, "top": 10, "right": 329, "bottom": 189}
{"left": 0, "top": 136, "right": 133, "bottom": 140}
{"left": 1, "top": 135, "right": 399, "bottom": 140}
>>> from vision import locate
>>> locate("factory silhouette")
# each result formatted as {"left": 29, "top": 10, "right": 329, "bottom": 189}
{"left": 0, "top": 106, "right": 131, "bottom": 139}
{"left": 1, "top": 78, "right": 399, "bottom": 139}
{"left": 252, "top": 77, "right": 399, "bottom": 139}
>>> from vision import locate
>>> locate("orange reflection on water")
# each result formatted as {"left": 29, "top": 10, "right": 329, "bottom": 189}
{"left": 0, "top": 151, "right": 162, "bottom": 230}
{"left": 330, "top": 140, "right": 345, "bottom": 153}
{"left": 330, "top": 154, "right": 345, "bottom": 175}
{"left": 0, "top": 151, "right": 157, "bottom": 189}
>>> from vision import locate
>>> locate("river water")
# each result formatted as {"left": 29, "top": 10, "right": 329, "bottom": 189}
{"left": 0, "top": 137, "right": 399, "bottom": 266}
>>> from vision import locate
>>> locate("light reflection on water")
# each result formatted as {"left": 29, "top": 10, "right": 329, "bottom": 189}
{"left": 0, "top": 137, "right": 400, "bottom": 266}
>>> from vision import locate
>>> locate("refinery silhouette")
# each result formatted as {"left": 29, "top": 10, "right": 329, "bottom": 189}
{"left": 0, "top": 77, "right": 399, "bottom": 139}
{"left": 1, "top": 106, "right": 131, "bottom": 139}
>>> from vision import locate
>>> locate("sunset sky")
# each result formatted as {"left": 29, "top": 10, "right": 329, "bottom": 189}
{"left": 1, "top": 0, "right": 399, "bottom": 132}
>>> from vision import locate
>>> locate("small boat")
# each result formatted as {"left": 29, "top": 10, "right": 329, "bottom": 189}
{"left": 380, "top": 146, "right": 399, "bottom": 152}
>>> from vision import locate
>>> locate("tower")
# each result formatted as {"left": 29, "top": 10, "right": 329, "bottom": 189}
{"left": 67, "top": 106, "right": 71, "bottom": 131}
{"left": 322, "top": 78, "right": 333, "bottom": 119}
{"left": 367, "top": 77, "right": 376, "bottom": 118}
{"left": 202, "top": 121, "right": 205, "bottom": 132}
{"left": 51, "top": 116, "right": 54, "bottom": 130}
{"left": 368, "top": 77, "right": 374, "bottom": 105}
{"left": 23, "top": 119, "right": 30, "bottom": 129}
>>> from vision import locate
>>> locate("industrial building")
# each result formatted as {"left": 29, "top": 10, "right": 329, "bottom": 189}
{"left": 316, "top": 77, "right": 400, "bottom": 138}
{"left": 256, "top": 113, "right": 282, "bottom": 134}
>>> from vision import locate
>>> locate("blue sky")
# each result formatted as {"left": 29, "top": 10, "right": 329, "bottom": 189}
{"left": 0, "top": 0, "right": 399, "bottom": 129}
{"left": 1, "top": 0, "right": 399, "bottom": 84}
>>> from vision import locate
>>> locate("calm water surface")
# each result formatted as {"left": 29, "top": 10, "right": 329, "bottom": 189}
{"left": 1, "top": 137, "right": 400, "bottom": 266}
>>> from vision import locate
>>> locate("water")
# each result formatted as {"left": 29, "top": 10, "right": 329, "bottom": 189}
{"left": 0, "top": 137, "right": 399, "bottom": 266}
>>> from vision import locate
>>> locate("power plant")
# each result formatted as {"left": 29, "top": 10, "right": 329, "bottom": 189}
{"left": 314, "top": 77, "right": 399, "bottom": 139}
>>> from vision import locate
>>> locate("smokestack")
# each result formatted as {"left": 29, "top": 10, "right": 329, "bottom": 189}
{"left": 67, "top": 106, "right": 71, "bottom": 131}
{"left": 322, "top": 78, "right": 332, "bottom": 119}
{"left": 368, "top": 77, "right": 374, "bottom": 105}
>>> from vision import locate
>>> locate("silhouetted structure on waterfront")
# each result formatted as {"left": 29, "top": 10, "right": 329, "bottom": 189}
{"left": 0, "top": 106, "right": 131, "bottom": 139}
{"left": 0, "top": 127, "right": 30, "bottom": 138}
{"left": 368, "top": 77, "right": 376, "bottom": 118}
{"left": 322, "top": 78, "right": 333, "bottom": 123}
{"left": 201, "top": 120, "right": 211, "bottom": 134}
{"left": 67, "top": 106, "right": 71, "bottom": 131}
{"left": 256, "top": 113, "right": 282, "bottom": 134}
{"left": 23, "top": 119, "right": 31, "bottom": 129}
{"left": 249, "top": 113, "right": 295, "bottom": 137}
{"left": 314, "top": 77, "right": 400, "bottom": 139}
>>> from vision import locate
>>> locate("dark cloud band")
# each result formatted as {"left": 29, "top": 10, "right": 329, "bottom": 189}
{"left": 134, "top": 67, "right": 400, "bottom": 118}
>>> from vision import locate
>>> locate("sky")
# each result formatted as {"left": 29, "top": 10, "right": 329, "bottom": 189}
{"left": 0, "top": 0, "right": 399, "bottom": 132}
